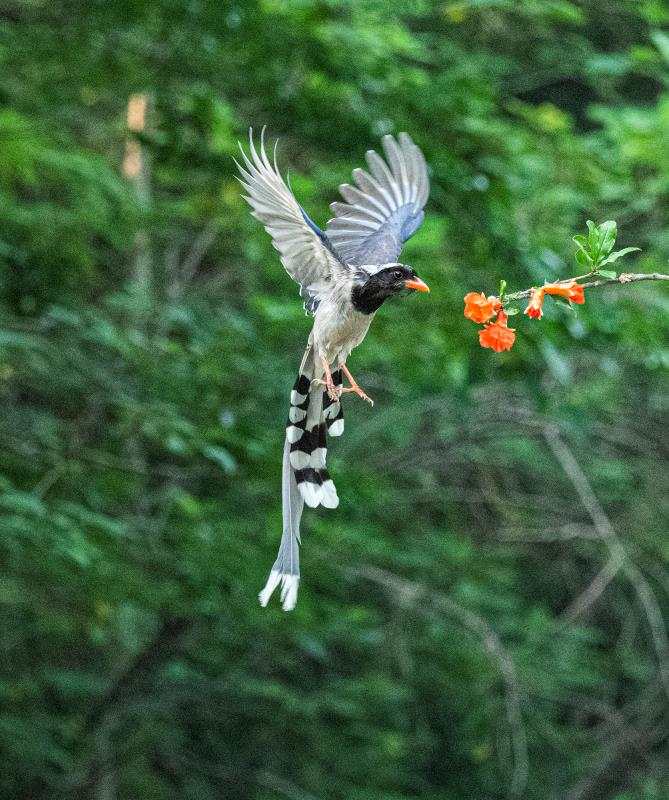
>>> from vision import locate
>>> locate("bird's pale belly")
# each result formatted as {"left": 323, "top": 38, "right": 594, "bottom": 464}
{"left": 312, "top": 304, "right": 374, "bottom": 365}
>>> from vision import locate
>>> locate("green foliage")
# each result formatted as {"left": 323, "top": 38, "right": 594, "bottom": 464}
{"left": 0, "top": 1, "right": 667, "bottom": 799}
{"left": 572, "top": 219, "right": 641, "bottom": 273}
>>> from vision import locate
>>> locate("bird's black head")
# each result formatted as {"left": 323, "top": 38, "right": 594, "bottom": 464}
{"left": 351, "top": 264, "right": 430, "bottom": 315}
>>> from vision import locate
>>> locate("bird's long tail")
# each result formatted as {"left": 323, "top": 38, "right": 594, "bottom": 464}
{"left": 258, "top": 346, "right": 344, "bottom": 610}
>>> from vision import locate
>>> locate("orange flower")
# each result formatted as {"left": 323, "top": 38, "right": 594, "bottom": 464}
{"left": 464, "top": 292, "right": 501, "bottom": 324}
{"left": 523, "top": 281, "right": 585, "bottom": 318}
{"left": 479, "top": 310, "right": 516, "bottom": 352}
{"left": 524, "top": 287, "right": 545, "bottom": 319}
{"left": 544, "top": 281, "right": 585, "bottom": 304}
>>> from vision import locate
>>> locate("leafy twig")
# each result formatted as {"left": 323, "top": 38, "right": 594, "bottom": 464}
{"left": 464, "top": 219, "right": 666, "bottom": 352}
{"left": 505, "top": 271, "right": 669, "bottom": 302}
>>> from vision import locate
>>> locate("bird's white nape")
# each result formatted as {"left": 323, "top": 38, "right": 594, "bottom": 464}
{"left": 357, "top": 261, "right": 403, "bottom": 277}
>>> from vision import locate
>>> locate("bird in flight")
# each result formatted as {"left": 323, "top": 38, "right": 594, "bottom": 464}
{"left": 236, "top": 129, "right": 430, "bottom": 610}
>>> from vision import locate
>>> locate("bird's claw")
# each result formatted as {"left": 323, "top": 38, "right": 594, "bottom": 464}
{"left": 312, "top": 378, "right": 341, "bottom": 402}
{"left": 327, "top": 384, "right": 341, "bottom": 402}
{"left": 313, "top": 377, "right": 373, "bottom": 405}
{"left": 341, "top": 385, "right": 374, "bottom": 406}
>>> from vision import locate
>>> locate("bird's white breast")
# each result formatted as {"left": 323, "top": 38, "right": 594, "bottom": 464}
{"left": 311, "top": 280, "right": 374, "bottom": 365}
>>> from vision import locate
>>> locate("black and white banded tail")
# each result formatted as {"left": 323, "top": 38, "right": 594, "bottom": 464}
{"left": 259, "top": 347, "right": 345, "bottom": 610}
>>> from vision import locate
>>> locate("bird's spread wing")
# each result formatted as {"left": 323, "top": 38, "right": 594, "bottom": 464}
{"left": 325, "top": 133, "right": 429, "bottom": 267}
{"left": 236, "top": 129, "right": 345, "bottom": 314}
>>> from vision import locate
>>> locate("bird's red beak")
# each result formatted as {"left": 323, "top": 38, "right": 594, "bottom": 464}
{"left": 404, "top": 277, "right": 430, "bottom": 293}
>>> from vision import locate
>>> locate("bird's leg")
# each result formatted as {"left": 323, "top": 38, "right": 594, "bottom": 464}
{"left": 315, "top": 356, "right": 340, "bottom": 402}
{"left": 339, "top": 363, "right": 374, "bottom": 406}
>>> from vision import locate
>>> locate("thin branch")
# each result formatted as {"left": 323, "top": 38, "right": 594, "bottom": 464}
{"left": 351, "top": 565, "right": 528, "bottom": 799}
{"left": 31, "top": 463, "right": 65, "bottom": 499}
{"left": 180, "top": 221, "right": 220, "bottom": 285}
{"left": 67, "top": 616, "right": 191, "bottom": 797}
{"left": 495, "top": 522, "right": 601, "bottom": 543}
{"left": 505, "top": 272, "right": 669, "bottom": 302}
{"left": 82, "top": 616, "right": 190, "bottom": 734}
{"left": 543, "top": 427, "right": 669, "bottom": 701}
{"left": 167, "top": 220, "right": 220, "bottom": 301}
{"left": 564, "top": 680, "right": 667, "bottom": 800}
{"left": 256, "top": 772, "right": 322, "bottom": 800}
{"left": 560, "top": 548, "right": 626, "bottom": 623}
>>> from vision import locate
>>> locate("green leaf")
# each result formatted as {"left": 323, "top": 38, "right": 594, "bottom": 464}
{"left": 585, "top": 219, "right": 600, "bottom": 256}
{"left": 582, "top": 219, "right": 617, "bottom": 265}
{"left": 597, "top": 220, "right": 617, "bottom": 258}
{"left": 575, "top": 248, "right": 592, "bottom": 267}
{"left": 572, "top": 234, "right": 590, "bottom": 255}
{"left": 498, "top": 279, "right": 507, "bottom": 299}
{"left": 504, "top": 307, "right": 519, "bottom": 315}
{"left": 598, "top": 247, "right": 641, "bottom": 266}
{"left": 596, "top": 269, "right": 617, "bottom": 279}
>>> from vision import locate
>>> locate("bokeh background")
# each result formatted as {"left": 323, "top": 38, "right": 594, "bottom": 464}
{"left": 1, "top": 1, "right": 668, "bottom": 798}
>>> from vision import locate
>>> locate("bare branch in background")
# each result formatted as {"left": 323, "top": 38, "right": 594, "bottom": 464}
{"left": 352, "top": 565, "right": 528, "bottom": 799}
{"left": 559, "top": 548, "right": 625, "bottom": 623}
{"left": 543, "top": 427, "right": 669, "bottom": 701}
{"left": 565, "top": 679, "right": 667, "bottom": 800}
{"left": 257, "top": 772, "right": 322, "bottom": 800}
{"left": 167, "top": 220, "right": 221, "bottom": 300}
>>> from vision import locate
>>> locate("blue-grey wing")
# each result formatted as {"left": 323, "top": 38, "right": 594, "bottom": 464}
{"left": 325, "top": 133, "right": 429, "bottom": 267}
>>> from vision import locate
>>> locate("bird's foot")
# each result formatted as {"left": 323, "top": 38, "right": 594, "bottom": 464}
{"left": 326, "top": 381, "right": 341, "bottom": 402}
{"left": 340, "top": 384, "right": 374, "bottom": 406}
{"left": 312, "top": 378, "right": 341, "bottom": 402}
{"left": 317, "top": 356, "right": 341, "bottom": 402}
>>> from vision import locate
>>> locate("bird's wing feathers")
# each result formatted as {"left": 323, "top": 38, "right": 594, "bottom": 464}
{"left": 325, "top": 133, "right": 429, "bottom": 266}
{"left": 236, "top": 129, "right": 345, "bottom": 313}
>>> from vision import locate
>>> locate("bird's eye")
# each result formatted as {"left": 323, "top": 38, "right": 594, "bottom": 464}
{"left": 392, "top": 269, "right": 403, "bottom": 280}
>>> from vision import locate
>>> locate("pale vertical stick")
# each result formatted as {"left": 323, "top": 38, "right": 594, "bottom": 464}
{"left": 123, "top": 93, "right": 152, "bottom": 298}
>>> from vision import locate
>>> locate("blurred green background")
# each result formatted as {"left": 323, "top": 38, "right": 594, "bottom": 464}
{"left": 1, "top": 1, "right": 668, "bottom": 798}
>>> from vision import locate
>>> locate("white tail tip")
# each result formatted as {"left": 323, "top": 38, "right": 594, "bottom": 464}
{"left": 328, "top": 418, "right": 344, "bottom": 437}
{"left": 320, "top": 479, "right": 339, "bottom": 509}
{"left": 299, "top": 481, "right": 323, "bottom": 508}
{"left": 258, "top": 570, "right": 282, "bottom": 607}
{"left": 259, "top": 570, "right": 300, "bottom": 611}
{"left": 279, "top": 574, "right": 299, "bottom": 610}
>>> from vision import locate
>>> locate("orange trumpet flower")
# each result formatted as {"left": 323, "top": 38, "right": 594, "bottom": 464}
{"left": 478, "top": 310, "right": 516, "bottom": 352}
{"left": 523, "top": 280, "right": 585, "bottom": 319}
{"left": 544, "top": 281, "right": 585, "bottom": 304}
{"left": 464, "top": 292, "right": 501, "bottom": 324}
{"left": 524, "top": 287, "right": 545, "bottom": 319}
